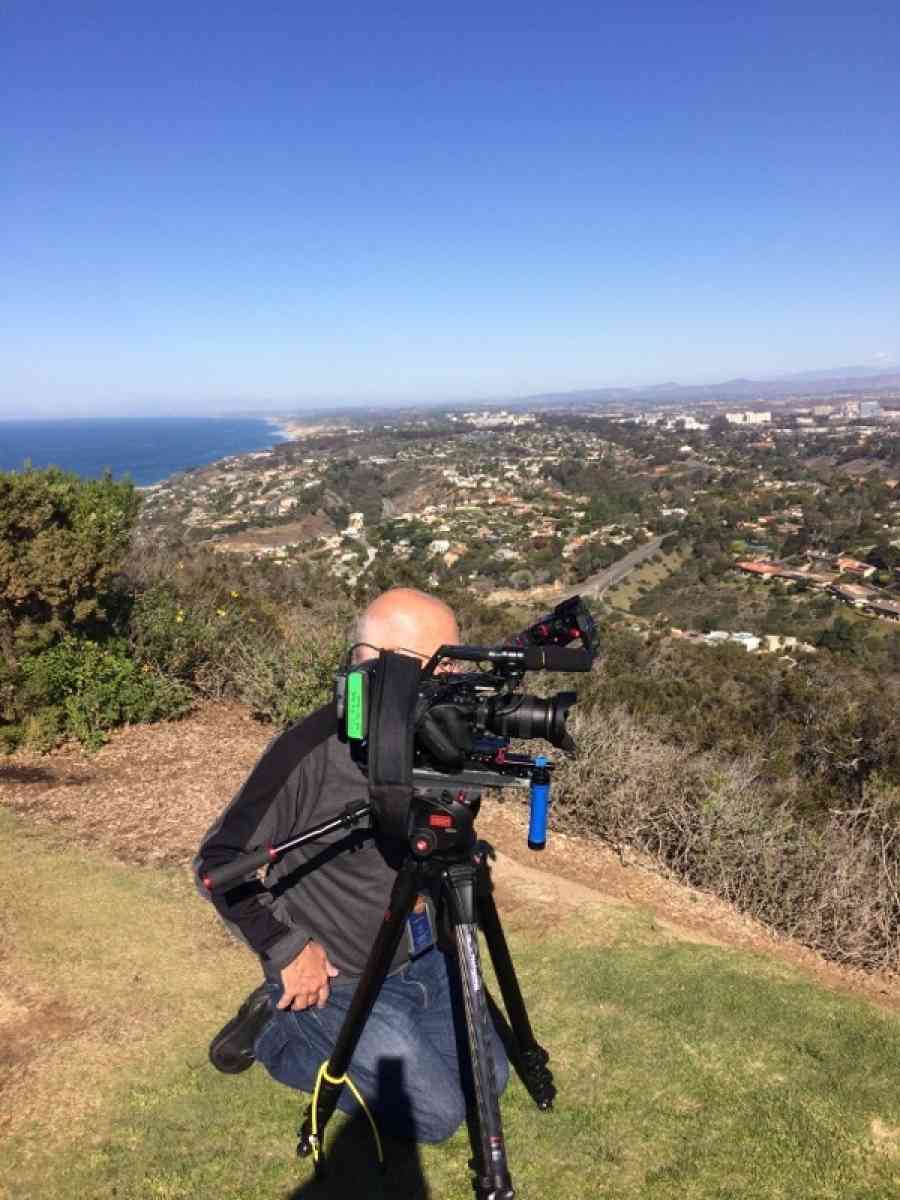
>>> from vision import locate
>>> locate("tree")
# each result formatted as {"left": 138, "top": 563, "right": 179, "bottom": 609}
{"left": 0, "top": 467, "right": 140, "bottom": 661}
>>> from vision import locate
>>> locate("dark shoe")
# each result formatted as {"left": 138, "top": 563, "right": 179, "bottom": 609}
{"left": 209, "top": 984, "right": 272, "bottom": 1074}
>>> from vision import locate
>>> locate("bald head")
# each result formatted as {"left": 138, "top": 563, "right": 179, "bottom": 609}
{"left": 353, "top": 588, "right": 459, "bottom": 665}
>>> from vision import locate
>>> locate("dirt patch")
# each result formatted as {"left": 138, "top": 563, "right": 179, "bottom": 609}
{"left": 871, "top": 1117, "right": 900, "bottom": 1158}
{"left": 0, "top": 983, "right": 92, "bottom": 1137}
{"left": 215, "top": 512, "right": 336, "bottom": 551}
{"left": 0, "top": 702, "right": 269, "bottom": 866}
{"left": 0, "top": 990, "right": 87, "bottom": 1075}
{"left": 3, "top": 702, "right": 900, "bottom": 1015}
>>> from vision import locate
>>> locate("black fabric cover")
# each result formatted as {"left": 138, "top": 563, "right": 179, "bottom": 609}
{"left": 367, "top": 650, "right": 422, "bottom": 838}
{"left": 416, "top": 704, "right": 474, "bottom": 771}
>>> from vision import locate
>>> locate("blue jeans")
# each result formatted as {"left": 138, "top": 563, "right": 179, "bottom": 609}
{"left": 253, "top": 948, "right": 510, "bottom": 1144}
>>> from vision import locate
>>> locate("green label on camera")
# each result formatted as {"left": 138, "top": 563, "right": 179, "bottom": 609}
{"left": 346, "top": 671, "right": 366, "bottom": 740}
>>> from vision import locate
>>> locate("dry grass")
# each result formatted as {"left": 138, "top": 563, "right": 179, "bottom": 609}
{"left": 0, "top": 806, "right": 258, "bottom": 1148}
{"left": 6, "top": 806, "right": 900, "bottom": 1200}
{"left": 606, "top": 549, "right": 686, "bottom": 611}
{"left": 551, "top": 706, "right": 900, "bottom": 975}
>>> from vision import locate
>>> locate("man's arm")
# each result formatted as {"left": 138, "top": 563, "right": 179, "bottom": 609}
{"left": 193, "top": 705, "right": 336, "bottom": 981}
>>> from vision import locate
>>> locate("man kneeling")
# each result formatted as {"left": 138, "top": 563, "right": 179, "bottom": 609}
{"left": 194, "top": 587, "right": 509, "bottom": 1143}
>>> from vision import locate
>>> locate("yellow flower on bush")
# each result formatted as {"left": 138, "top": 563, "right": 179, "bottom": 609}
{"left": 230, "top": 590, "right": 240, "bottom": 599}
{"left": 216, "top": 608, "right": 227, "bottom": 617}
{"left": 175, "top": 610, "right": 184, "bottom": 624}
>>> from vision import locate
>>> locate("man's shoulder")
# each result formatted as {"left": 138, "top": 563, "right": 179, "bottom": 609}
{"left": 266, "top": 701, "right": 336, "bottom": 766}
{"left": 243, "top": 702, "right": 337, "bottom": 796}
{"left": 255, "top": 702, "right": 367, "bottom": 818}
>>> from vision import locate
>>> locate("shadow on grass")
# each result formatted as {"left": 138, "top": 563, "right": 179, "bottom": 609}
{"left": 282, "top": 1059, "right": 432, "bottom": 1200}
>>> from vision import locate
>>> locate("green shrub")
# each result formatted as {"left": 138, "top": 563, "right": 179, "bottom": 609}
{"left": 0, "top": 467, "right": 140, "bottom": 658}
{"left": 129, "top": 581, "right": 240, "bottom": 690}
{"left": 227, "top": 631, "right": 344, "bottom": 727}
{"left": 17, "top": 637, "right": 192, "bottom": 751}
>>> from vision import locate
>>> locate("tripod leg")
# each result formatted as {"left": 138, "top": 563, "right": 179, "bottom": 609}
{"left": 296, "top": 861, "right": 419, "bottom": 1167}
{"left": 476, "top": 858, "right": 556, "bottom": 1111}
{"left": 444, "top": 862, "right": 515, "bottom": 1200}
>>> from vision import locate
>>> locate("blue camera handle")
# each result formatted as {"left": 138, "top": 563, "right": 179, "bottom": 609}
{"left": 528, "top": 756, "right": 551, "bottom": 851}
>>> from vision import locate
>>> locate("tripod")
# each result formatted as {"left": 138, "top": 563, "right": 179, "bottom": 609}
{"left": 295, "top": 789, "right": 554, "bottom": 1199}
{"left": 204, "top": 780, "right": 555, "bottom": 1198}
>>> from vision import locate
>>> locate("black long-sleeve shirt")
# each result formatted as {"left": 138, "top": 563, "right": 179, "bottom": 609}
{"left": 194, "top": 702, "right": 408, "bottom": 978}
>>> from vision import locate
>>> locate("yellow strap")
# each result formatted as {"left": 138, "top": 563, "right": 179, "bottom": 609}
{"left": 309, "top": 1059, "right": 384, "bottom": 1167}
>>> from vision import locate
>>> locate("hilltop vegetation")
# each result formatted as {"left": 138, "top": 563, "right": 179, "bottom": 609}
{"left": 0, "top": 468, "right": 191, "bottom": 751}
{"left": 0, "top": 466, "right": 521, "bottom": 751}
{"left": 0, "top": 468, "right": 345, "bottom": 750}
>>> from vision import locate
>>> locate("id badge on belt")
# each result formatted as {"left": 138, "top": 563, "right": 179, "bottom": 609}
{"left": 406, "top": 893, "right": 437, "bottom": 958}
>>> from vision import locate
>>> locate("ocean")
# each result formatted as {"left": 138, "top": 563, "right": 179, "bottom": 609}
{"left": 0, "top": 416, "right": 289, "bottom": 487}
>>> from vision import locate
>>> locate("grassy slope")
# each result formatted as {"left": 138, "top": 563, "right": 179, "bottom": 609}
{"left": 606, "top": 549, "right": 687, "bottom": 612}
{"left": 626, "top": 567, "right": 880, "bottom": 637}
{"left": 2, "top": 808, "right": 900, "bottom": 1200}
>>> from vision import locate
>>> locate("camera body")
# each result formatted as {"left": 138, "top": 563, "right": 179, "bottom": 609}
{"left": 334, "top": 596, "right": 596, "bottom": 820}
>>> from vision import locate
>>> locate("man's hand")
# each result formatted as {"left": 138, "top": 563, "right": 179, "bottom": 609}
{"left": 277, "top": 941, "right": 340, "bottom": 1011}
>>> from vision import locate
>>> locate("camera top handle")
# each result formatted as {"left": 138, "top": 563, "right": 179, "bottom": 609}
{"left": 421, "top": 642, "right": 594, "bottom": 678}
{"left": 421, "top": 593, "right": 597, "bottom": 679}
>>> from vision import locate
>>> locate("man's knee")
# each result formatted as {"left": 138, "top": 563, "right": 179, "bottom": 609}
{"left": 411, "top": 1089, "right": 467, "bottom": 1144}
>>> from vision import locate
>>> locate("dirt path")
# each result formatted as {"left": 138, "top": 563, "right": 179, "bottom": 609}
{"left": 2, "top": 702, "right": 898, "bottom": 1015}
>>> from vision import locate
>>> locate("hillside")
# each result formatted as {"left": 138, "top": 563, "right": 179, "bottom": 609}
{"left": 2, "top": 702, "right": 898, "bottom": 1009}
{"left": 3, "top": 707, "right": 900, "bottom": 1198}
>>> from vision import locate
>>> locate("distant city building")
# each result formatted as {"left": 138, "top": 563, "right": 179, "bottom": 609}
{"left": 813, "top": 404, "right": 835, "bottom": 417}
{"left": 725, "top": 411, "right": 772, "bottom": 426}
{"left": 842, "top": 400, "right": 861, "bottom": 419}
{"left": 458, "top": 410, "right": 537, "bottom": 428}
{"left": 859, "top": 400, "right": 882, "bottom": 420}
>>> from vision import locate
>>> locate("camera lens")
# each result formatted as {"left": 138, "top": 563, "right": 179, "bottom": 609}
{"left": 481, "top": 691, "right": 576, "bottom": 750}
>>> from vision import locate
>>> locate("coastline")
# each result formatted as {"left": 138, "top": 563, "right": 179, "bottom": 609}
{"left": 264, "top": 416, "right": 297, "bottom": 443}
{"left": 1, "top": 415, "right": 294, "bottom": 489}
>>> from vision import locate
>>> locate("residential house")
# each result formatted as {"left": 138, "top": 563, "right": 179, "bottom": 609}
{"left": 835, "top": 556, "right": 876, "bottom": 579}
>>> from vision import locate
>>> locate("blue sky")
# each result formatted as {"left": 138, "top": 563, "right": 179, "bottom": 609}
{"left": 3, "top": 1, "right": 899, "bottom": 416}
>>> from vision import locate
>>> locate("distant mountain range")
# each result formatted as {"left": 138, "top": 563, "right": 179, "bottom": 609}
{"left": 516, "top": 366, "right": 900, "bottom": 409}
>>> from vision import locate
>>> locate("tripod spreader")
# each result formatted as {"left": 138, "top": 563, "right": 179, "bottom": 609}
{"left": 201, "top": 799, "right": 372, "bottom": 892}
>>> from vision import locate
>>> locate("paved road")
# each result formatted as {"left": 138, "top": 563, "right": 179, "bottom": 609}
{"left": 575, "top": 535, "right": 666, "bottom": 599}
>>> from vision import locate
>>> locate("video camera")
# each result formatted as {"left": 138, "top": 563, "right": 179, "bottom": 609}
{"left": 333, "top": 595, "right": 597, "bottom": 846}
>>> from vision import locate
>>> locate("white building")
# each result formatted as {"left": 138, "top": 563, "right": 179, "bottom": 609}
{"left": 731, "top": 631, "right": 761, "bottom": 652}
{"left": 725, "top": 411, "right": 772, "bottom": 426}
